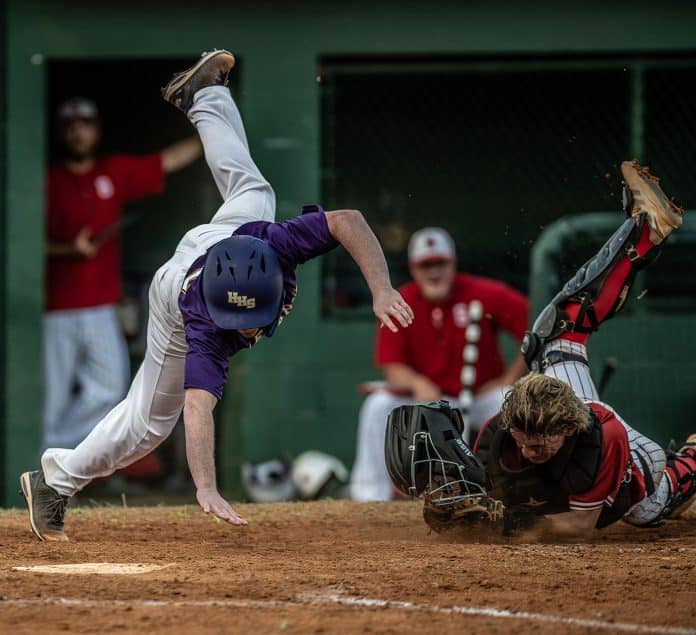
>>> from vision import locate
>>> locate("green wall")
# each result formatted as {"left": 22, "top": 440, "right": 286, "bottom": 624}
{"left": 0, "top": 0, "right": 7, "bottom": 504}
{"left": 4, "top": 0, "right": 696, "bottom": 505}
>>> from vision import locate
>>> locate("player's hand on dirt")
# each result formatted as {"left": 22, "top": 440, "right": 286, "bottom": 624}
{"left": 412, "top": 376, "right": 442, "bottom": 402}
{"left": 74, "top": 227, "right": 97, "bottom": 258}
{"left": 373, "top": 287, "right": 414, "bottom": 332}
{"left": 196, "top": 488, "right": 247, "bottom": 526}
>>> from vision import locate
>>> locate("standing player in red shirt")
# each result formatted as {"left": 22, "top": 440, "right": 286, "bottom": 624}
{"left": 44, "top": 97, "right": 203, "bottom": 450}
{"left": 350, "top": 227, "right": 528, "bottom": 501}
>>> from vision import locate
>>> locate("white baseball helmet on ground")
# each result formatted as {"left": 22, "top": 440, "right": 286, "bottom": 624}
{"left": 292, "top": 451, "right": 349, "bottom": 500}
{"left": 242, "top": 458, "right": 297, "bottom": 503}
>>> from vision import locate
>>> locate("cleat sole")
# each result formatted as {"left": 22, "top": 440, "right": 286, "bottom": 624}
{"left": 162, "top": 49, "right": 235, "bottom": 104}
{"left": 19, "top": 472, "right": 45, "bottom": 542}
{"left": 621, "top": 160, "right": 683, "bottom": 243}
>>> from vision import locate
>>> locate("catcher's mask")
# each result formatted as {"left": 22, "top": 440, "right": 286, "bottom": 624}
{"left": 384, "top": 400, "right": 490, "bottom": 508}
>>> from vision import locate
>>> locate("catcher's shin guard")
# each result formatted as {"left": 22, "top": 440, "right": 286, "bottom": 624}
{"left": 661, "top": 436, "right": 696, "bottom": 519}
{"left": 521, "top": 215, "right": 655, "bottom": 372}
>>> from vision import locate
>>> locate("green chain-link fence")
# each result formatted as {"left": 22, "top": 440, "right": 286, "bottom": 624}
{"left": 320, "top": 55, "right": 696, "bottom": 317}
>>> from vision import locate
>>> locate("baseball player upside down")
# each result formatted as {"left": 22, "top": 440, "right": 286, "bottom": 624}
{"left": 19, "top": 49, "right": 414, "bottom": 541}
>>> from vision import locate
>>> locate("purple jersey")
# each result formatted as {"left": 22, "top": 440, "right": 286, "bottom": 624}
{"left": 178, "top": 207, "right": 338, "bottom": 399}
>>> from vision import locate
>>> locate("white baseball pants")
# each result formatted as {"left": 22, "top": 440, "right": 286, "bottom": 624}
{"left": 542, "top": 339, "right": 668, "bottom": 526}
{"left": 42, "top": 86, "right": 276, "bottom": 496}
{"left": 42, "top": 305, "right": 130, "bottom": 450}
{"left": 350, "top": 386, "right": 507, "bottom": 502}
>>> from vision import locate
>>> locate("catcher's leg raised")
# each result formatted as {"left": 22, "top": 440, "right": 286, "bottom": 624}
{"left": 521, "top": 160, "right": 693, "bottom": 528}
{"left": 522, "top": 160, "right": 683, "bottom": 381}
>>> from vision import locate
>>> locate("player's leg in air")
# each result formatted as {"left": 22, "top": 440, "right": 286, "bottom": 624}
{"left": 519, "top": 160, "right": 696, "bottom": 530}
{"left": 19, "top": 51, "right": 265, "bottom": 541}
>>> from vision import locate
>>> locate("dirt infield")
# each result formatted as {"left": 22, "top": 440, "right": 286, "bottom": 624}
{"left": 1, "top": 501, "right": 695, "bottom": 634}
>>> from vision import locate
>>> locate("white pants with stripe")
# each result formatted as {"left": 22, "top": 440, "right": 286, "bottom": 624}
{"left": 42, "top": 86, "right": 275, "bottom": 496}
{"left": 543, "top": 340, "right": 669, "bottom": 525}
{"left": 42, "top": 305, "right": 130, "bottom": 450}
{"left": 350, "top": 387, "right": 507, "bottom": 502}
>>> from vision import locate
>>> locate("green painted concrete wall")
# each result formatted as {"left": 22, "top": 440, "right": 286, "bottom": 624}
{"left": 3, "top": 0, "right": 696, "bottom": 505}
{"left": 0, "top": 0, "right": 7, "bottom": 505}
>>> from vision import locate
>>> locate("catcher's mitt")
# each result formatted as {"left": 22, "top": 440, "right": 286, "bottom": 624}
{"left": 423, "top": 492, "right": 504, "bottom": 533}
{"left": 385, "top": 401, "right": 543, "bottom": 535}
{"left": 423, "top": 497, "right": 545, "bottom": 535}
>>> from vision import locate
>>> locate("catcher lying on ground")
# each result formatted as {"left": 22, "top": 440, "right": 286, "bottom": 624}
{"left": 385, "top": 160, "right": 696, "bottom": 538}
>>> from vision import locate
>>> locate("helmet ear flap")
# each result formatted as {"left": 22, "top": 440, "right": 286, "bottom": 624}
{"left": 263, "top": 316, "right": 280, "bottom": 338}
{"left": 261, "top": 293, "right": 286, "bottom": 337}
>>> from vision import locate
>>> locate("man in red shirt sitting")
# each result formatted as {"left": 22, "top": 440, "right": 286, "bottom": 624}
{"left": 44, "top": 97, "right": 203, "bottom": 450}
{"left": 350, "top": 227, "right": 529, "bottom": 500}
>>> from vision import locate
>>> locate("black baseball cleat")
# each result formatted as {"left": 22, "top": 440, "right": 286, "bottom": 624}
{"left": 19, "top": 470, "right": 69, "bottom": 542}
{"left": 161, "top": 49, "right": 236, "bottom": 114}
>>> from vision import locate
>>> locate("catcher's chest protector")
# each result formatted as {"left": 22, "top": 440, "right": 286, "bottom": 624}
{"left": 476, "top": 414, "right": 631, "bottom": 526}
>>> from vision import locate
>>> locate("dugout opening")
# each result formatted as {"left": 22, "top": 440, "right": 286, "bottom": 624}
{"left": 45, "top": 58, "right": 241, "bottom": 498}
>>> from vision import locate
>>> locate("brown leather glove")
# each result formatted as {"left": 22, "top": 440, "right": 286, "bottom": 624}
{"left": 422, "top": 494, "right": 505, "bottom": 533}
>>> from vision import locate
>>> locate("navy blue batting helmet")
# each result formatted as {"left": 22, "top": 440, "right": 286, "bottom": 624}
{"left": 202, "top": 236, "right": 284, "bottom": 332}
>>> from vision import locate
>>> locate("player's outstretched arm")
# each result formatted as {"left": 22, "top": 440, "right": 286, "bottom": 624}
{"left": 183, "top": 388, "right": 247, "bottom": 526}
{"left": 325, "top": 209, "right": 414, "bottom": 332}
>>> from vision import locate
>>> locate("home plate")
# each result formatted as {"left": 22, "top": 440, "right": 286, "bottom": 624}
{"left": 13, "top": 563, "right": 172, "bottom": 575}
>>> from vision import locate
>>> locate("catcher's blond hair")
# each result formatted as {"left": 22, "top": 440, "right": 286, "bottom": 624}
{"left": 499, "top": 373, "right": 591, "bottom": 435}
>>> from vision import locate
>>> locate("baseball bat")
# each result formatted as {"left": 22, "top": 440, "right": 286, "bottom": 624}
{"left": 91, "top": 213, "right": 139, "bottom": 247}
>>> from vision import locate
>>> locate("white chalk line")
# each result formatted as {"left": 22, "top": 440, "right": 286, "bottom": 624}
{"left": 310, "top": 592, "right": 696, "bottom": 635}
{"left": 1, "top": 590, "right": 693, "bottom": 635}
{"left": 12, "top": 563, "right": 174, "bottom": 575}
